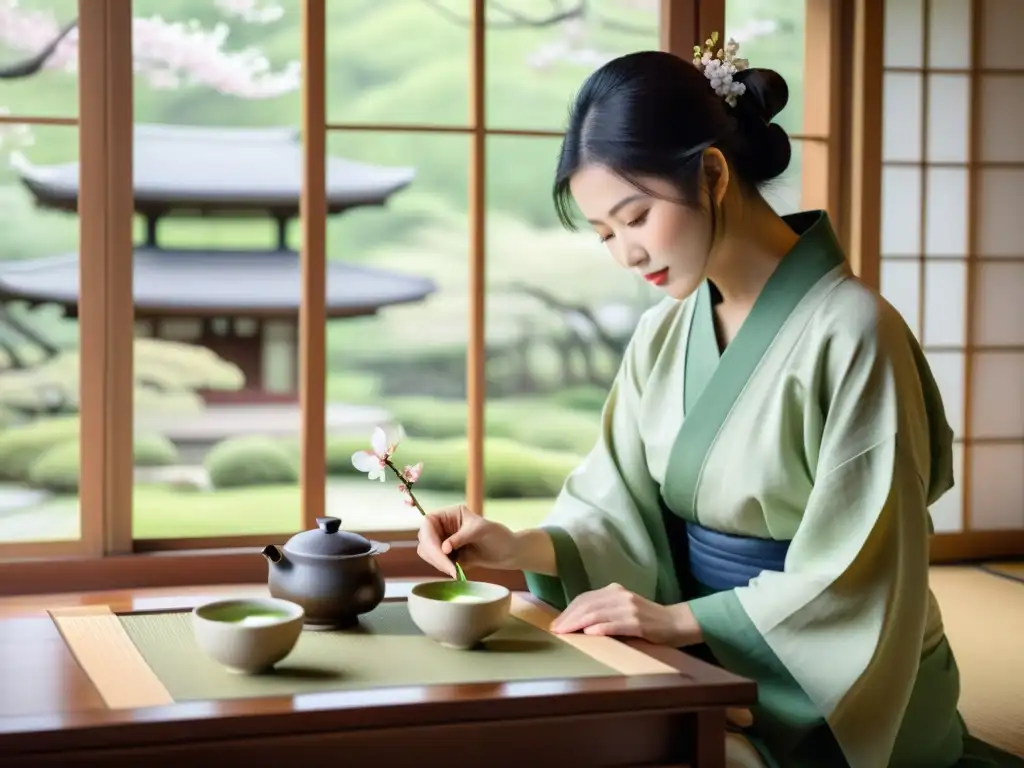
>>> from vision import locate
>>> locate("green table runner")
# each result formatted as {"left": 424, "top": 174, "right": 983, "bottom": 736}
{"left": 118, "top": 602, "right": 619, "bottom": 702}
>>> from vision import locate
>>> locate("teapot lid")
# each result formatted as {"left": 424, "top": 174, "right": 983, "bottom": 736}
{"left": 283, "top": 516, "right": 373, "bottom": 557}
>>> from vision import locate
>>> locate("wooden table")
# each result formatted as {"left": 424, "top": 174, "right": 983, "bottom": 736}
{"left": 0, "top": 582, "right": 756, "bottom": 767}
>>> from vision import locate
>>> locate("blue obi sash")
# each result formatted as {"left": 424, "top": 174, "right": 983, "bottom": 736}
{"left": 686, "top": 522, "right": 791, "bottom": 591}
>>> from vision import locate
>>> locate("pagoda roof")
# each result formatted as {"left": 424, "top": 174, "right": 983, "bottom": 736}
{"left": 0, "top": 248, "right": 436, "bottom": 317}
{"left": 13, "top": 124, "right": 416, "bottom": 218}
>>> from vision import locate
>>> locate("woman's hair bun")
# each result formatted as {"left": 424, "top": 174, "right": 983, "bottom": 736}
{"left": 729, "top": 68, "right": 792, "bottom": 184}
{"left": 734, "top": 68, "right": 789, "bottom": 123}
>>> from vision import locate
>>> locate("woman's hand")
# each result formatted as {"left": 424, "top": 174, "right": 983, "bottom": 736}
{"left": 550, "top": 583, "right": 703, "bottom": 647}
{"left": 417, "top": 504, "right": 520, "bottom": 577}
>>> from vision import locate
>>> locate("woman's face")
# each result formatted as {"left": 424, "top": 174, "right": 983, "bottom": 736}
{"left": 569, "top": 164, "right": 713, "bottom": 301}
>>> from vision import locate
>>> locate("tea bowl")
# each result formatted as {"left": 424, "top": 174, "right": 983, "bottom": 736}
{"left": 192, "top": 597, "right": 304, "bottom": 674}
{"left": 407, "top": 580, "right": 511, "bottom": 650}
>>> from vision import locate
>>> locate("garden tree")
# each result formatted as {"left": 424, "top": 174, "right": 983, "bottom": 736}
{"left": 0, "top": 0, "right": 656, "bottom": 97}
{"left": 0, "top": 334, "right": 244, "bottom": 419}
{"left": 501, "top": 281, "right": 635, "bottom": 388}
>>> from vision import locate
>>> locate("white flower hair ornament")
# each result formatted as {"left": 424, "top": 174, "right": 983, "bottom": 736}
{"left": 693, "top": 32, "right": 749, "bottom": 108}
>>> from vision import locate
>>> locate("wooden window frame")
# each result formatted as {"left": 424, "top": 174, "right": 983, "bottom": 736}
{"left": 8, "top": 0, "right": 976, "bottom": 598}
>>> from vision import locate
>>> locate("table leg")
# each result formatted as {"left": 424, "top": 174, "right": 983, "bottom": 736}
{"left": 692, "top": 709, "right": 726, "bottom": 768}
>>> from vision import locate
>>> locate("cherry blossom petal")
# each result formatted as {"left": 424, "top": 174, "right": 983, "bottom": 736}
{"left": 370, "top": 426, "right": 389, "bottom": 457}
{"left": 351, "top": 451, "right": 379, "bottom": 473}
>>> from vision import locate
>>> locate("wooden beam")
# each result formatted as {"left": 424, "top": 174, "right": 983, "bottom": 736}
{"left": 845, "top": 0, "right": 884, "bottom": 288}
{"left": 467, "top": 0, "right": 486, "bottom": 515}
{"left": 77, "top": 0, "right": 135, "bottom": 557}
{"left": 299, "top": 0, "right": 327, "bottom": 531}
{"left": 801, "top": 0, "right": 844, "bottom": 224}
{"left": 660, "top": 0, "right": 697, "bottom": 55}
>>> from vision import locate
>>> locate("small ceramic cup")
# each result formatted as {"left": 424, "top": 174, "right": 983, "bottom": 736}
{"left": 407, "top": 580, "right": 511, "bottom": 650}
{"left": 192, "top": 597, "right": 304, "bottom": 674}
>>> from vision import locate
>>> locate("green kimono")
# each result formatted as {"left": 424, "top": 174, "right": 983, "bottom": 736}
{"left": 526, "top": 211, "right": 968, "bottom": 768}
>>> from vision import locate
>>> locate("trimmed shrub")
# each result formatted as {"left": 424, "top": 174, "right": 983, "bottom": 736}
{"left": 206, "top": 436, "right": 299, "bottom": 489}
{"left": 383, "top": 397, "right": 600, "bottom": 456}
{"left": 387, "top": 397, "right": 466, "bottom": 440}
{"left": 28, "top": 433, "right": 180, "bottom": 494}
{"left": 486, "top": 406, "right": 599, "bottom": 456}
{"left": 409, "top": 437, "right": 579, "bottom": 499}
{"left": 549, "top": 386, "right": 608, "bottom": 413}
{"left": 133, "top": 434, "right": 180, "bottom": 468}
{"left": 325, "top": 372, "right": 382, "bottom": 404}
{"left": 0, "top": 416, "right": 80, "bottom": 482}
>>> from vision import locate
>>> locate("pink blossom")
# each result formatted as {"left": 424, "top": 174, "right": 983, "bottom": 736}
{"left": 0, "top": 0, "right": 299, "bottom": 99}
{"left": 403, "top": 462, "right": 423, "bottom": 483}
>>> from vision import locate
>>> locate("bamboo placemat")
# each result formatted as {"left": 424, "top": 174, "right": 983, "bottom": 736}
{"left": 50, "top": 594, "right": 677, "bottom": 709}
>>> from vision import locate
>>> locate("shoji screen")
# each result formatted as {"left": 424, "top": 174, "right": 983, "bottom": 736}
{"left": 880, "top": 0, "right": 1024, "bottom": 541}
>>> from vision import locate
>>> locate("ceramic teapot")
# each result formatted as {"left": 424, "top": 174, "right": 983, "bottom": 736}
{"left": 261, "top": 516, "right": 391, "bottom": 630}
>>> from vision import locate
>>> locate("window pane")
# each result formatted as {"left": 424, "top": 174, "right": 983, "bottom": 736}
{"left": 129, "top": 5, "right": 301, "bottom": 541}
{"left": 327, "top": 0, "right": 468, "bottom": 126}
{"left": 482, "top": 134, "right": 660, "bottom": 530}
{"left": 725, "top": 0, "right": 807, "bottom": 137}
{"left": 970, "top": 353, "right": 1024, "bottom": 440}
{"left": 0, "top": 0, "right": 78, "bottom": 118}
{"left": 973, "top": 262, "right": 1024, "bottom": 346}
{"left": 764, "top": 139, "right": 804, "bottom": 215}
{"left": 0, "top": 123, "right": 81, "bottom": 544}
{"left": 485, "top": 0, "right": 658, "bottom": 131}
{"left": 977, "top": 169, "right": 1024, "bottom": 258}
{"left": 969, "top": 443, "right": 1024, "bottom": 530}
{"left": 881, "top": 166, "right": 922, "bottom": 257}
{"left": 979, "top": 74, "right": 1024, "bottom": 164}
{"left": 926, "top": 74, "right": 969, "bottom": 164}
{"left": 927, "top": 0, "right": 972, "bottom": 69}
{"left": 884, "top": 0, "right": 924, "bottom": 68}
{"left": 322, "top": 130, "right": 469, "bottom": 534}
{"left": 981, "top": 0, "right": 1024, "bottom": 69}
{"left": 922, "top": 260, "right": 965, "bottom": 347}
{"left": 882, "top": 73, "right": 923, "bottom": 162}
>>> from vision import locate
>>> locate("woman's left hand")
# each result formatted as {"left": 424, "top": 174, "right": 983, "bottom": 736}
{"left": 549, "top": 583, "right": 702, "bottom": 647}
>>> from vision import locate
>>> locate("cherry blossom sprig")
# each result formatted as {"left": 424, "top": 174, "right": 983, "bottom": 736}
{"left": 351, "top": 426, "right": 466, "bottom": 581}
{"left": 0, "top": 0, "right": 299, "bottom": 98}
{"left": 351, "top": 425, "right": 426, "bottom": 513}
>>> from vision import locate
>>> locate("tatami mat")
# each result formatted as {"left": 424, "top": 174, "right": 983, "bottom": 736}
{"left": 930, "top": 566, "right": 1024, "bottom": 758}
{"left": 981, "top": 561, "right": 1024, "bottom": 584}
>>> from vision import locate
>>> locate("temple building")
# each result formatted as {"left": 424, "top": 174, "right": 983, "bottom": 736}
{"left": 0, "top": 124, "right": 436, "bottom": 404}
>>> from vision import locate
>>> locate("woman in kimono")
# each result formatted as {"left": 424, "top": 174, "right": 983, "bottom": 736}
{"left": 417, "top": 45, "right": 974, "bottom": 768}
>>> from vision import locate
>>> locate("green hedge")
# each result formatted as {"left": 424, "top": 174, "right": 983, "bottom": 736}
{"left": 206, "top": 435, "right": 299, "bottom": 489}
{"left": 329, "top": 434, "right": 579, "bottom": 499}
{"left": 384, "top": 397, "right": 601, "bottom": 456}
{"left": 28, "top": 434, "right": 179, "bottom": 494}
{"left": 549, "top": 386, "right": 608, "bottom": 413}
{"left": 0, "top": 417, "right": 80, "bottom": 483}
